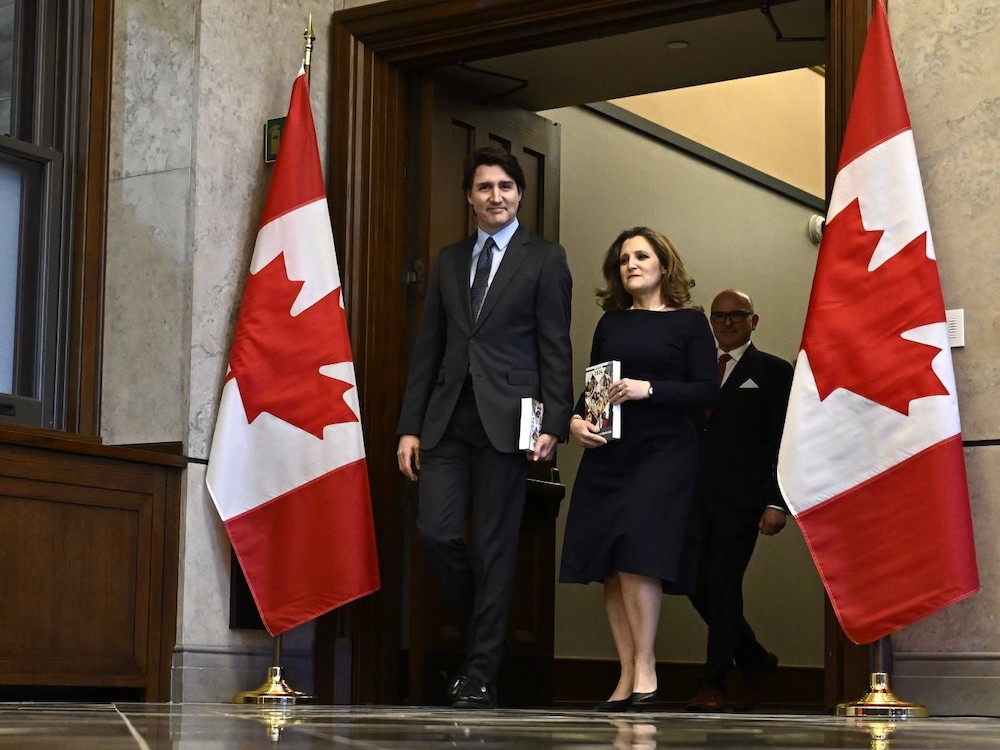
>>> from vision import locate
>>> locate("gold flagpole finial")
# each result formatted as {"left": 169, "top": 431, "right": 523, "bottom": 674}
{"left": 303, "top": 15, "right": 316, "bottom": 83}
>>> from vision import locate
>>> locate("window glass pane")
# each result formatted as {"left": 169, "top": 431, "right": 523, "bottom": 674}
{"left": 0, "top": 0, "right": 12, "bottom": 136}
{"left": 0, "top": 148, "right": 46, "bottom": 404}
{"left": 1, "top": 0, "right": 77, "bottom": 430}
{"left": 0, "top": 159, "right": 19, "bottom": 392}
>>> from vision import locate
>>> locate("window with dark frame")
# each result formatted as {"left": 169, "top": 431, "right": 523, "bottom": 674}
{"left": 1, "top": 0, "right": 77, "bottom": 430}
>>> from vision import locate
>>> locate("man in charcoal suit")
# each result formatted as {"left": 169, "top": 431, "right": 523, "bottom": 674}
{"left": 688, "top": 288, "right": 794, "bottom": 712}
{"left": 396, "top": 146, "right": 573, "bottom": 709}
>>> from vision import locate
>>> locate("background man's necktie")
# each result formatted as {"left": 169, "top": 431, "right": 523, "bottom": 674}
{"left": 718, "top": 352, "right": 732, "bottom": 384}
{"left": 470, "top": 237, "right": 496, "bottom": 320}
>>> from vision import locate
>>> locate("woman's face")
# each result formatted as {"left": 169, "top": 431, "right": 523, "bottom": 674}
{"left": 618, "top": 236, "right": 664, "bottom": 299}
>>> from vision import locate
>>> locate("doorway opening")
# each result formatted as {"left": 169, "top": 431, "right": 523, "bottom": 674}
{"left": 322, "top": 0, "right": 871, "bottom": 710}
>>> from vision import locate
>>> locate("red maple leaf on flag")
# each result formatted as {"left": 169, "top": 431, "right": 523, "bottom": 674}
{"left": 803, "top": 198, "right": 949, "bottom": 415}
{"left": 226, "top": 252, "right": 358, "bottom": 438}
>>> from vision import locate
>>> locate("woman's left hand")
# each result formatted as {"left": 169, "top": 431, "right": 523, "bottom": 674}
{"left": 609, "top": 379, "right": 651, "bottom": 403}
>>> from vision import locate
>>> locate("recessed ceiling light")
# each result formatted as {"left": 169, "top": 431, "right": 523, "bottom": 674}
{"left": 666, "top": 40, "right": 689, "bottom": 50}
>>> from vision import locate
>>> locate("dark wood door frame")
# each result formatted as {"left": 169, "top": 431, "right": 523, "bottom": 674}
{"left": 322, "top": 0, "right": 872, "bottom": 708}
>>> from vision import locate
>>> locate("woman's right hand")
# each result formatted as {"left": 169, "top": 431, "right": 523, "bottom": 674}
{"left": 569, "top": 415, "right": 609, "bottom": 449}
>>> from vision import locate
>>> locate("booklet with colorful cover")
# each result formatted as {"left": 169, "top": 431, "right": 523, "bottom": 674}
{"left": 584, "top": 360, "right": 622, "bottom": 440}
{"left": 518, "top": 397, "right": 544, "bottom": 451}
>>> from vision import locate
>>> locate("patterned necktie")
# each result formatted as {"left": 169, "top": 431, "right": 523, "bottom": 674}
{"left": 470, "top": 237, "right": 496, "bottom": 320}
{"left": 718, "top": 352, "right": 732, "bottom": 385}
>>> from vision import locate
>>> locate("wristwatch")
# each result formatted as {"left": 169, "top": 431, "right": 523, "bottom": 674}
{"left": 647, "top": 384, "right": 653, "bottom": 397}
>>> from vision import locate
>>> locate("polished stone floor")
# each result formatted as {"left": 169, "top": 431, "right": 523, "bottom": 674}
{"left": 1, "top": 703, "right": 999, "bottom": 749}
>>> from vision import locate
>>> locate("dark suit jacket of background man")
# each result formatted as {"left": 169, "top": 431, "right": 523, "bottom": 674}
{"left": 699, "top": 343, "right": 792, "bottom": 514}
{"left": 397, "top": 224, "right": 573, "bottom": 450}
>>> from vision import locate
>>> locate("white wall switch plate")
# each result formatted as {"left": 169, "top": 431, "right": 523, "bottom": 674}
{"left": 945, "top": 309, "right": 965, "bottom": 348}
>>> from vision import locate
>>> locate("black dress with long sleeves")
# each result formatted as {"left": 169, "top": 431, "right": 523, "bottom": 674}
{"left": 559, "top": 308, "right": 718, "bottom": 593}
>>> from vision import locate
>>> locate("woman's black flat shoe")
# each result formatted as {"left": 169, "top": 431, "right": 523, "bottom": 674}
{"left": 628, "top": 690, "right": 658, "bottom": 711}
{"left": 594, "top": 697, "right": 632, "bottom": 712}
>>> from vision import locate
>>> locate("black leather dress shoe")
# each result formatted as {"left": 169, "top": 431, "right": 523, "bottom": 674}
{"left": 452, "top": 676, "right": 497, "bottom": 709}
{"left": 628, "top": 690, "right": 658, "bottom": 712}
{"left": 594, "top": 696, "right": 632, "bottom": 712}
{"left": 446, "top": 675, "right": 468, "bottom": 702}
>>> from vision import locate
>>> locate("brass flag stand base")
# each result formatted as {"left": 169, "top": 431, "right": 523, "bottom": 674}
{"left": 235, "top": 665, "right": 314, "bottom": 706}
{"left": 835, "top": 671, "right": 929, "bottom": 718}
{"left": 234, "top": 635, "right": 314, "bottom": 705}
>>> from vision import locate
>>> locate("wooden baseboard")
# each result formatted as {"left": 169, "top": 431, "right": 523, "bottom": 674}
{"left": 553, "top": 658, "right": 824, "bottom": 711}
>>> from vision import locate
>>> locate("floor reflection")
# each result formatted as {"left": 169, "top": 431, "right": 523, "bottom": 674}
{"left": 0, "top": 703, "right": 997, "bottom": 749}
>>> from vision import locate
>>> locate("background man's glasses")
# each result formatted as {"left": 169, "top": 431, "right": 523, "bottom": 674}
{"left": 710, "top": 310, "right": 753, "bottom": 323}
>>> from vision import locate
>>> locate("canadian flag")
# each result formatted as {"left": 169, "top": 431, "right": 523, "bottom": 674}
{"left": 206, "top": 69, "right": 380, "bottom": 636}
{"left": 776, "top": 1, "right": 978, "bottom": 644}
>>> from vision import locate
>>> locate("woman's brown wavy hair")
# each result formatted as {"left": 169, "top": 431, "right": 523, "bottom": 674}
{"left": 595, "top": 227, "right": 696, "bottom": 312}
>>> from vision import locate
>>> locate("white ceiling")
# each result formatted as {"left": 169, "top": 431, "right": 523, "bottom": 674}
{"left": 434, "top": 0, "right": 826, "bottom": 111}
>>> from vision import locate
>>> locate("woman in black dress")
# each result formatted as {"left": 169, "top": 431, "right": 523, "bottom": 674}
{"left": 560, "top": 227, "right": 717, "bottom": 710}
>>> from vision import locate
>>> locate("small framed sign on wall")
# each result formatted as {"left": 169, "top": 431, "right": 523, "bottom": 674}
{"left": 263, "top": 117, "right": 285, "bottom": 163}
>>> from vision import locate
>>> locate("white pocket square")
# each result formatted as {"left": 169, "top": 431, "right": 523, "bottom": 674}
{"left": 739, "top": 379, "right": 759, "bottom": 389}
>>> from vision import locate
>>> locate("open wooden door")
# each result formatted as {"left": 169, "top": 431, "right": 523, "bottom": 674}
{"left": 402, "top": 75, "right": 565, "bottom": 707}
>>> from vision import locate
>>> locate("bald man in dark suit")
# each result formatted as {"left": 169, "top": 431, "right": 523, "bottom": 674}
{"left": 688, "top": 289, "right": 793, "bottom": 712}
{"left": 397, "top": 147, "right": 573, "bottom": 709}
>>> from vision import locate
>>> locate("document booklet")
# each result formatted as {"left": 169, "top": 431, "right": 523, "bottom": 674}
{"left": 518, "top": 397, "right": 544, "bottom": 450}
{"left": 584, "top": 360, "right": 622, "bottom": 440}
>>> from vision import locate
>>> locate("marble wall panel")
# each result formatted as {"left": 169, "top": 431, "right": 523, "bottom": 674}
{"left": 178, "top": 464, "right": 244, "bottom": 646}
{"left": 102, "top": 168, "right": 191, "bottom": 444}
{"left": 110, "top": 0, "right": 198, "bottom": 180}
{"left": 104, "top": 0, "right": 198, "bottom": 446}
{"left": 890, "top": 1, "right": 1000, "bottom": 441}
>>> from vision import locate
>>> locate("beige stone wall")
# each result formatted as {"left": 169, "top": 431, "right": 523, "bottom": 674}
{"left": 882, "top": 1, "right": 1000, "bottom": 716}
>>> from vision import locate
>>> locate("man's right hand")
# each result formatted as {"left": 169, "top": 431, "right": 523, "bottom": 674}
{"left": 397, "top": 434, "right": 421, "bottom": 481}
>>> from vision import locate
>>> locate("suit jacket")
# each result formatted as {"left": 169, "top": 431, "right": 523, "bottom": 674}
{"left": 697, "top": 343, "right": 793, "bottom": 513}
{"left": 397, "top": 225, "right": 573, "bottom": 453}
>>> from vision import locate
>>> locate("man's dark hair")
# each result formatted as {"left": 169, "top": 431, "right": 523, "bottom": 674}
{"left": 462, "top": 147, "right": 526, "bottom": 193}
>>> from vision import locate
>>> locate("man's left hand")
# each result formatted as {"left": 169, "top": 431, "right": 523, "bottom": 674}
{"left": 758, "top": 507, "right": 787, "bottom": 536}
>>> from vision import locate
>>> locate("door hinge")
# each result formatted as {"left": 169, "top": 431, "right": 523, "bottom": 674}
{"left": 402, "top": 258, "right": 426, "bottom": 291}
